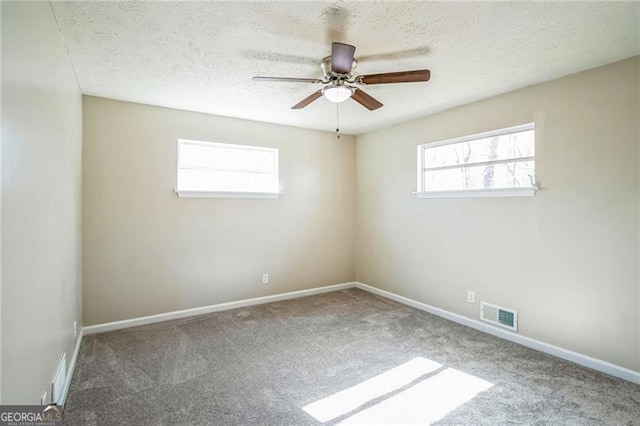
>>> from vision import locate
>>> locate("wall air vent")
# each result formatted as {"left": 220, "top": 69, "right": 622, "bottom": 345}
{"left": 481, "top": 302, "right": 518, "bottom": 332}
{"left": 51, "top": 353, "right": 66, "bottom": 405}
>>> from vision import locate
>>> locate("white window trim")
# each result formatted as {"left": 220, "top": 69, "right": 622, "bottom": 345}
{"left": 175, "top": 190, "right": 280, "bottom": 199}
{"left": 415, "top": 187, "right": 537, "bottom": 199}
{"left": 416, "top": 123, "right": 536, "bottom": 198}
{"left": 176, "top": 139, "right": 280, "bottom": 199}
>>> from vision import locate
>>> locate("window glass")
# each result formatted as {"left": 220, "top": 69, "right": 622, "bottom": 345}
{"left": 177, "top": 140, "right": 279, "bottom": 193}
{"left": 418, "top": 124, "right": 535, "bottom": 193}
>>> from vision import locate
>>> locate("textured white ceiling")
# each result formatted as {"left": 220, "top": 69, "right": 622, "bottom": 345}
{"left": 51, "top": 1, "right": 640, "bottom": 135}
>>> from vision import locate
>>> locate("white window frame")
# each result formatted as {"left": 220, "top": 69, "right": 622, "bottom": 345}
{"left": 416, "top": 123, "right": 537, "bottom": 198}
{"left": 175, "top": 139, "right": 280, "bottom": 199}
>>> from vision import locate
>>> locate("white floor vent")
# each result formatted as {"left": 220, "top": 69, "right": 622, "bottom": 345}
{"left": 481, "top": 302, "right": 517, "bottom": 331}
{"left": 51, "top": 353, "right": 66, "bottom": 405}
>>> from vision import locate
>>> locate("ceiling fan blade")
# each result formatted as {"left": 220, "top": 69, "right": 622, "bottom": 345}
{"left": 358, "top": 69, "right": 431, "bottom": 85}
{"left": 291, "top": 90, "right": 323, "bottom": 109}
{"left": 357, "top": 46, "right": 429, "bottom": 63}
{"left": 351, "top": 88, "right": 383, "bottom": 111}
{"left": 253, "top": 76, "right": 323, "bottom": 84}
{"left": 331, "top": 42, "right": 356, "bottom": 74}
{"left": 243, "top": 50, "right": 318, "bottom": 66}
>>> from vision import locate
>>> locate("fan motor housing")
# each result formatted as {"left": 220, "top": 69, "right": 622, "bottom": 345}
{"left": 321, "top": 56, "right": 358, "bottom": 79}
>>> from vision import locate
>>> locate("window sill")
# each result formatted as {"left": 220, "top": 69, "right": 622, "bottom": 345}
{"left": 175, "top": 190, "right": 281, "bottom": 199}
{"left": 415, "top": 187, "right": 537, "bottom": 199}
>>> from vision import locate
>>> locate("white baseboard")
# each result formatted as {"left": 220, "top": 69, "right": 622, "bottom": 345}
{"left": 355, "top": 282, "right": 640, "bottom": 385}
{"left": 59, "top": 328, "right": 83, "bottom": 408}
{"left": 83, "top": 282, "right": 356, "bottom": 335}
{"left": 79, "top": 280, "right": 639, "bottom": 385}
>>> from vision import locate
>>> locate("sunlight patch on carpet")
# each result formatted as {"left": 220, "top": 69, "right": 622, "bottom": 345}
{"left": 338, "top": 368, "right": 493, "bottom": 424}
{"left": 303, "top": 357, "right": 442, "bottom": 422}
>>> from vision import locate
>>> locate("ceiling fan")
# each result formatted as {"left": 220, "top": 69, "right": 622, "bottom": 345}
{"left": 253, "top": 42, "right": 431, "bottom": 111}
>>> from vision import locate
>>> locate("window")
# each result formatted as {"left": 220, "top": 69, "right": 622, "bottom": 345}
{"left": 176, "top": 139, "right": 279, "bottom": 198}
{"left": 416, "top": 123, "right": 536, "bottom": 198}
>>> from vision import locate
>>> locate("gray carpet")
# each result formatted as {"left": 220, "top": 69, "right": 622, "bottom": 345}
{"left": 63, "top": 289, "right": 640, "bottom": 425}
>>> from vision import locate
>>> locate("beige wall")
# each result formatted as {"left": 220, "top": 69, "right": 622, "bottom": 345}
{"left": 82, "top": 97, "right": 355, "bottom": 325}
{"left": 355, "top": 57, "right": 640, "bottom": 371}
{"left": 637, "top": 63, "right": 640, "bottom": 369}
{"left": 0, "top": 3, "right": 3, "bottom": 402}
{"left": 1, "top": 1, "right": 83, "bottom": 403}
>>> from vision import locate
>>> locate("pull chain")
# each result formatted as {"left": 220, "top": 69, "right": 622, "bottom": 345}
{"left": 336, "top": 102, "right": 340, "bottom": 139}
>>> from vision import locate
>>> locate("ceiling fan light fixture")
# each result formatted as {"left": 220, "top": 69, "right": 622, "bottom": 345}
{"left": 323, "top": 85, "right": 354, "bottom": 103}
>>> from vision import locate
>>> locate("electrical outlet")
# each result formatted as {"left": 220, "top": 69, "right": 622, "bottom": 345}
{"left": 73, "top": 321, "right": 78, "bottom": 338}
{"left": 467, "top": 291, "right": 475, "bottom": 303}
{"left": 41, "top": 390, "right": 48, "bottom": 405}
{"left": 262, "top": 273, "right": 269, "bottom": 284}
